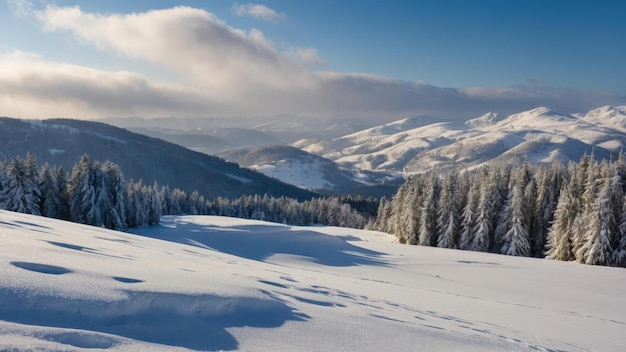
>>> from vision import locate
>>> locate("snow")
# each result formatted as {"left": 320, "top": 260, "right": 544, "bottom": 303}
{"left": 251, "top": 158, "right": 332, "bottom": 189}
{"left": 296, "top": 106, "right": 626, "bottom": 175}
{"left": 1, "top": 210, "right": 625, "bottom": 351}
{"left": 48, "top": 148, "right": 65, "bottom": 155}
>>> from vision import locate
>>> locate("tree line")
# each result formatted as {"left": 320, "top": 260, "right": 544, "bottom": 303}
{"left": 372, "top": 152, "right": 626, "bottom": 267}
{"left": 0, "top": 154, "right": 370, "bottom": 230}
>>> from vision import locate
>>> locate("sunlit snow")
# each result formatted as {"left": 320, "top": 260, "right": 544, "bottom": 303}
{"left": 1, "top": 211, "right": 624, "bottom": 351}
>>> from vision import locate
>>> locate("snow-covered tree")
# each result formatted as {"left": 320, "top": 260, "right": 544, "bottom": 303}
{"left": 500, "top": 182, "right": 531, "bottom": 256}
{"left": 39, "top": 164, "right": 64, "bottom": 219}
{"left": 437, "top": 173, "right": 460, "bottom": 249}
{"left": 418, "top": 177, "right": 438, "bottom": 247}
{"left": 612, "top": 195, "right": 626, "bottom": 267}
{"left": 545, "top": 184, "right": 577, "bottom": 261}
{"left": 0, "top": 155, "right": 41, "bottom": 215}
{"left": 68, "top": 154, "right": 97, "bottom": 224}
{"left": 471, "top": 175, "right": 498, "bottom": 252}
{"left": 576, "top": 173, "right": 618, "bottom": 266}
{"left": 459, "top": 179, "right": 478, "bottom": 250}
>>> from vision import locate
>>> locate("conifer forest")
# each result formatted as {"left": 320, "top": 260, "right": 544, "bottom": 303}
{"left": 3, "top": 152, "right": 626, "bottom": 268}
{"left": 372, "top": 152, "right": 626, "bottom": 267}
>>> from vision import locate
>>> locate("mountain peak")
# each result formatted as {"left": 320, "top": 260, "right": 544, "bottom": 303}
{"left": 465, "top": 112, "right": 501, "bottom": 128}
{"left": 582, "top": 105, "right": 626, "bottom": 130}
{"left": 501, "top": 107, "right": 574, "bottom": 126}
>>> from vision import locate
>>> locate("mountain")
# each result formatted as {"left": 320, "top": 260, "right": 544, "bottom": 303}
{"left": 99, "top": 116, "right": 375, "bottom": 154}
{"left": 218, "top": 145, "right": 402, "bottom": 197}
{"left": 294, "top": 106, "right": 626, "bottom": 175}
{"left": 2, "top": 210, "right": 624, "bottom": 351}
{"left": 0, "top": 117, "right": 316, "bottom": 200}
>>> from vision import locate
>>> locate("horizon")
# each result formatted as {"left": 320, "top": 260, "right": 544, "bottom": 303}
{"left": 1, "top": 0, "right": 625, "bottom": 122}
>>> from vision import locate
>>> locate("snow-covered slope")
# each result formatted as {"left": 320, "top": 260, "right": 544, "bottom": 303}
{"left": 219, "top": 145, "right": 359, "bottom": 191}
{"left": 579, "top": 105, "right": 626, "bottom": 133}
{"left": 294, "top": 106, "right": 626, "bottom": 174}
{"left": 1, "top": 210, "right": 625, "bottom": 351}
{"left": 218, "top": 145, "right": 401, "bottom": 196}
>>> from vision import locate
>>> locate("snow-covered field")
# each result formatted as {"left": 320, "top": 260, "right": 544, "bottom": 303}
{"left": 1, "top": 210, "right": 624, "bottom": 351}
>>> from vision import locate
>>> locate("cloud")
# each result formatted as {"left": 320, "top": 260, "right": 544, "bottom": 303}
{"left": 4, "top": 4, "right": 625, "bottom": 121}
{"left": 286, "top": 47, "right": 326, "bottom": 67}
{"left": 7, "top": 0, "right": 35, "bottom": 18}
{"left": 34, "top": 5, "right": 304, "bottom": 94}
{"left": 232, "top": 2, "right": 287, "bottom": 22}
{"left": 0, "top": 50, "right": 216, "bottom": 118}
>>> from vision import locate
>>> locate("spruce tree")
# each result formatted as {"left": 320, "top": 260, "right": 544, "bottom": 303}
{"left": 0, "top": 156, "right": 41, "bottom": 215}
{"left": 437, "top": 173, "right": 460, "bottom": 249}
{"left": 459, "top": 180, "right": 478, "bottom": 250}
{"left": 545, "top": 184, "right": 576, "bottom": 261}
{"left": 418, "top": 177, "right": 438, "bottom": 247}
{"left": 501, "top": 182, "right": 531, "bottom": 256}
{"left": 576, "top": 174, "right": 617, "bottom": 265}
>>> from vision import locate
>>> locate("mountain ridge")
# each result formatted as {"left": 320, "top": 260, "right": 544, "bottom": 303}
{"left": 294, "top": 105, "right": 626, "bottom": 175}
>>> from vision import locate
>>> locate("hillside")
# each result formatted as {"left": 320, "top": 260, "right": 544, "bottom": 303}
{"left": 1, "top": 210, "right": 624, "bottom": 351}
{"left": 294, "top": 106, "right": 626, "bottom": 174}
{"left": 0, "top": 118, "right": 316, "bottom": 200}
{"left": 219, "top": 145, "right": 401, "bottom": 197}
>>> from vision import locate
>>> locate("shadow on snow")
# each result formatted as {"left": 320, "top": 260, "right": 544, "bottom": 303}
{"left": 0, "top": 288, "right": 307, "bottom": 351}
{"left": 137, "top": 217, "right": 388, "bottom": 267}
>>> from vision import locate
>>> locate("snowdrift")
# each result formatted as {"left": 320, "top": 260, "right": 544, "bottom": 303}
{"left": 1, "top": 211, "right": 624, "bottom": 351}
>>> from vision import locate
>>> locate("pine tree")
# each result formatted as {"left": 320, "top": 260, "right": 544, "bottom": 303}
{"left": 0, "top": 156, "right": 41, "bottom": 215}
{"left": 68, "top": 154, "right": 97, "bottom": 224}
{"left": 39, "top": 164, "right": 64, "bottom": 219}
{"left": 576, "top": 173, "right": 618, "bottom": 265}
{"left": 533, "top": 165, "right": 562, "bottom": 257}
{"left": 459, "top": 180, "right": 478, "bottom": 250}
{"left": 127, "top": 179, "right": 149, "bottom": 228}
{"left": 418, "top": 177, "right": 438, "bottom": 247}
{"left": 101, "top": 161, "right": 128, "bottom": 230}
{"left": 545, "top": 184, "right": 576, "bottom": 261}
{"left": 612, "top": 195, "right": 626, "bottom": 267}
{"left": 471, "top": 176, "right": 498, "bottom": 252}
{"left": 572, "top": 157, "right": 600, "bottom": 260}
{"left": 437, "top": 173, "right": 460, "bottom": 249}
{"left": 501, "top": 182, "right": 531, "bottom": 257}
{"left": 54, "top": 166, "right": 70, "bottom": 220}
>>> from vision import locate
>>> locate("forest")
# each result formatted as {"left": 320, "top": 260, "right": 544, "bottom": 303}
{"left": 4, "top": 151, "right": 625, "bottom": 268}
{"left": 0, "top": 154, "right": 370, "bottom": 232}
{"left": 372, "top": 152, "right": 626, "bottom": 267}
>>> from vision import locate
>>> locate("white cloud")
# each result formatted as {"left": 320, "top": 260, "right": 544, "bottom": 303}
{"left": 7, "top": 0, "right": 35, "bottom": 18}
{"left": 0, "top": 50, "right": 216, "bottom": 118}
{"left": 232, "top": 2, "right": 287, "bottom": 22}
{"left": 3, "top": 4, "right": 624, "bottom": 121}
{"left": 286, "top": 47, "right": 326, "bottom": 67}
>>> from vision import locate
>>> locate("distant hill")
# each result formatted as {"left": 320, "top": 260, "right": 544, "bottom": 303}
{"left": 0, "top": 117, "right": 316, "bottom": 200}
{"left": 219, "top": 145, "right": 402, "bottom": 197}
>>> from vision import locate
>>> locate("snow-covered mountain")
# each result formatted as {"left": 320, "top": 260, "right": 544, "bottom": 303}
{"left": 219, "top": 145, "right": 402, "bottom": 197}
{"left": 2, "top": 210, "right": 625, "bottom": 351}
{"left": 294, "top": 106, "right": 626, "bottom": 174}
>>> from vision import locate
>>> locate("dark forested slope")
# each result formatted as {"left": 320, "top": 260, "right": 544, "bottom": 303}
{"left": 0, "top": 117, "right": 316, "bottom": 200}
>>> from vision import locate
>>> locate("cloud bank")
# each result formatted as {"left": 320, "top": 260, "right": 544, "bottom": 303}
{"left": 2, "top": 3, "right": 624, "bottom": 121}
{"left": 232, "top": 2, "right": 287, "bottom": 22}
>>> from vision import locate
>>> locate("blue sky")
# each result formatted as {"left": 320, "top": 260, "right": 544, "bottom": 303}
{"left": 0, "top": 0, "right": 625, "bottom": 120}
